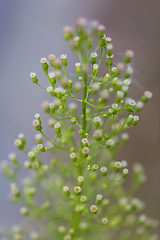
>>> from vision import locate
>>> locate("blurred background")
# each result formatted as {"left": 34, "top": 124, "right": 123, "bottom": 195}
{"left": 0, "top": 0, "right": 160, "bottom": 234}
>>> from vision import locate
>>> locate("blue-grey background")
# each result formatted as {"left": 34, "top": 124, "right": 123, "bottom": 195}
{"left": 0, "top": 0, "right": 160, "bottom": 233}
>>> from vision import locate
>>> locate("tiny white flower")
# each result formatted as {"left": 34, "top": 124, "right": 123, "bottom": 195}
{"left": 115, "top": 161, "right": 122, "bottom": 169}
{"left": 80, "top": 195, "right": 87, "bottom": 202}
{"left": 11, "top": 186, "right": 19, "bottom": 195}
{"left": 30, "top": 72, "right": 36, "bottom": 78}
{"left": 98, "top": 24, "right": 106, "bottom": 31}
{"left": 144, "top": 91, "right": 153, "bottom": 99}
{"left": 94, "top": 116, "right": 101, "bottom": 123}
{"left": 121, "top": 160, "right": 128, "bottom": 167}
{"left": 93, "top": 64, "right": 98, "bottom": 70}
{"left": 106, "top": 139, "right": 114, "bottom": 147}
{"left": 28, "top": 151, "right": 34, "bottom": 158}
{"left": 106, "top": 36, "right": 112, "bottom": 42}
{"left": 101, "top": 89, "right": 109, "bottom": 100}
{"left": 91, "top": 83, "right": 100, "bottom": 91}
{"left": 133, "top": 115, "right": 139, "bottom": 121}
{"left": 41, "top": 101, "right": 50, "bottom": 110}
{"left": 90, "top": 205, "right": 97, "bottom": 213}
{"left": 82, "top": 147, "right": 89, "bottom": 155}
{"left": 60, "top": 54, "right": 67, "bottom": 60}
{"left": 117, "top": 90, "right": 124, "bottom": 98}
{"left": 129, "top": 99, "right": 136, "bottom": 106}
{"left": 35, "top": 113, "right": 40, "bottom": 119}
{"left": 94, "top": 130, "right": 103, "bottom": 139}
{"left": 77, "top": 176, "right": 84, "bottom": 182}
{"left": 54, "top": 122, "right": 60, "bottom": 129}
{"left": 35, "top": 134, "right": 42, "bottom": 140}
{"left": 96, "top": 194, "right": 103, "bottom": 201}
{"left": 93, "top": 164, "right": 98, "bottom": 170}
{"left": 69, "top": 102, "right": 77, "bottom": 111}
{"left": 106, "top": 54, "right": 114, "bottom": 59}
{"left": 14, "top": 139, "right": 21, "bottom": 147}
{"left": 136, "top": 101, "right": 144, "bottom": 109}
{"left": 121, "top": 133, "right": 129, "bottom": 141}
{"left": 58, "top": 226, "right": 66, "bottom": 233}
{"left": 100, "top": 167, "right": 107, "bottom": 173}
{"left": 75, "top": 62, "right": 81, "bottom": 67}
{"left": 63, "top": 235, "right": 71, "bottom": 240}
{"left": 74, "top": 186, "right": 81, "bottom": 193}
{"left": 81, "top": 138, "right": 88, "bottom": 145}
{"left": 126, "top": 66, "right": 134, "bottom": 74}
{"left": 111, "top": 67, "right": 117, "bottom": 72}
{"left": 102, "top": 217, "right": 108, "bottom": 224}
{"left": 106, "top": 43, "right": 113, "bottom": 50}
{"left": 91, "top": 52, "right": 98, "bottom": 59}
{"left": 24, "top": 161, "right": 31, "bottom": 168}
{"left": 70, "top": 152, "right": 76, "bottom": 159}
{"left": 40, "top": 57, "right": 47, "bottom": 64}
{"left": 74, "top": 36, "right": 80, "bottom": 41}
{"left": 8, "top": 153, "right": 16, "bottom": 161}
{"left": 122, "top": 85, "right": 129, "bottom": 92}
{"left": 112, "top": 103, "right": 118, "bottom": 110}
{"left": 32, "top": 119, "right": 40, "bottom": 127}
{"left": 123, "top": 168, "right": 129, "bottom": 174}
{"left": 32, "top": 161, "right": 39, "bottom": 169}
{"left": 47, "top": 86, "right": 53, "bottom": 93}
{"left": 63, "top": 186, "right": 69, "bottom": 192}
{"left": 123, "top": 79, "right": 131, "bottom": 85}
{"left": 37, "top": 144, "right": 43, "bottom": 150}
{"left": 48, "top": 54, "right": 55, "bottom": 61}
{"left": 48, "top": 72, "right": 55, "bottom": 79}
{"left": 126, "top": 50, "right": 134, "bottom": 58}
{"left": 20, "top": 207, "right": 28, "bottom": 215}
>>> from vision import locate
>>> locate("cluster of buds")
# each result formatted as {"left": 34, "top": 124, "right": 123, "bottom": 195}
{"left": 1, "top": 17, "right": 158, "bottom": 240}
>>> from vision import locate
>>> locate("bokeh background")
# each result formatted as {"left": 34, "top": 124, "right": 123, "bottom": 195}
{"left": 0, "top": 0, "right": 160, "bottom": 234}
